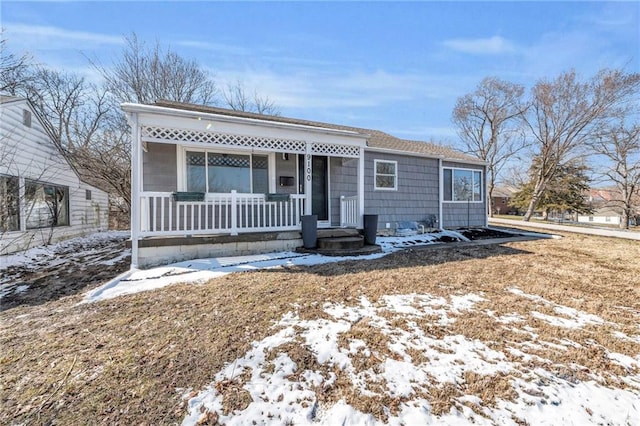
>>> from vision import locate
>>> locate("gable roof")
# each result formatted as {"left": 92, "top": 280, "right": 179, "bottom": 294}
{"left": 153, "top": 100, "right": 482, "bottom": 164}
{"left": 0, "top": 95, "right": 108, "bottom": 192}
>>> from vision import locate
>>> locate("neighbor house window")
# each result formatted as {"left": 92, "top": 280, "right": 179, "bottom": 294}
{"left": 86, "top": 189, "right": 92, "bottom": 200}
{"left": 185, "top": 150, "right": 270, "bottom": 193}
{"left": 23, "top": 109, "right": 32, "bottom": 127}
{"left": 443, "top": 168, "right": 483, "bottom": 202}
{"left": 374, "top": 160, "right": 397, "bottom": 190}
{"left": 24, "top": 180, "right": 69, "bottom": 229}
{"left": 0, "top": 175, "right": 20, "bottom": 232}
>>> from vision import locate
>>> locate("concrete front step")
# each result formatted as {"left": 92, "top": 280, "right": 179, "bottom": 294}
{"left": 317, "top": 235, "right": 364, "bottom": 250}
{"left": 317, "top": 228, "right": 360, "bottom": 239}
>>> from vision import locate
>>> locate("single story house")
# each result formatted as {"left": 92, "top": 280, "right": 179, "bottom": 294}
{"left": 123, "top": 100, "right": 487, "bottom": 268}
{"left": 577, "top": 189, "right": 622, "bottom": 226}
{"left": 577, "top": 208, "right": 622, "bottom": 226}
{"left": 490, "top": 186, "right": 519, "bottom": 215}
{"left": 0, "top": 95, "right": 109, "bottom": 254}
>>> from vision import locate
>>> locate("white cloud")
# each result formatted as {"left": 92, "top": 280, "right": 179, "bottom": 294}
{"left": 3, "top": 23, "right": 123, "bottom": 50}
{"left": 213, "top": 68, "right": 465, "bottom": 112}
{"left": 443, "top": 35, "right": 516, "bottom": 55}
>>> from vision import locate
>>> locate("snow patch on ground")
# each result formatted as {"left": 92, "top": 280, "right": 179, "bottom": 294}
{"left": 1, "top": 230, "right": 129, "bottom": 271}
{"left": 182, "top": 294, "right": 640, "bottom": 426}
{"left": 509, "top": 287, "right": 608, "bottom": 329}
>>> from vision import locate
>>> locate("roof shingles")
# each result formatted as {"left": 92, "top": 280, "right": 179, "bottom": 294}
{"left": 153, "top": 100, "right": 481, "bottom": 163}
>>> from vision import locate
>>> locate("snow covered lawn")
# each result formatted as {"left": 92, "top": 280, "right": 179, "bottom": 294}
{"left": 183, "top": 289, "right": 640, "bottom": 425}
{"left": 1, "top": 232, "right": 638, "bottom": 425}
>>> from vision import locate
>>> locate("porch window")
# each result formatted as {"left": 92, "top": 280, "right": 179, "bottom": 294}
{"left": 185, "top": 151, "right": 270, "bottom": 193}
{"left": 1, "top": 175, "right": 20, "bottom": 232}
{"left": 443, "top": 168, "right": 483, "bottom": 202}
{"left": 24, "top": 180, "right": 69, "bottom": 229}
{"left": 374, "top": 160, "right": 397, "bottom": 190}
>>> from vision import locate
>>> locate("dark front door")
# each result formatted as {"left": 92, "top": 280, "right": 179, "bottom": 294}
{"left": 312, "top": 156, "right": 328, "bottom": 221}
{"left": 298, "top": 155, "right": 329, "bottom": 221}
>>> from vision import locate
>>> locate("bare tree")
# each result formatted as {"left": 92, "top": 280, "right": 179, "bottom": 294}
{"left": 452, "top": 77, "right": 528, "bottom": 217}
{"left": 24, "top": 68, "right": 110, "bottom": 150}
{"left": 521, "top": 69, "right": 640, "bottom": 221}
{"left": 0, "top": 33, "right": 34, "bottom": 95}
{"left": 222, "top": 79, "right": 280, "bottom": 115}
{"left": 95, "top": 33, "right": 218, "bottom": 105}
{"left": 590, "top": 121, "right": 640, "bottom": 229}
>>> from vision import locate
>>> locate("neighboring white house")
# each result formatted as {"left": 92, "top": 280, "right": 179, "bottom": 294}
{"left": 577, "top": 209, "right": 622, "bottom": 225}
{"left": 0, "top": 95, "right": 109, "bottom": 254}
{"left": 577, "top": 189, "right": 622, "bottom": 226}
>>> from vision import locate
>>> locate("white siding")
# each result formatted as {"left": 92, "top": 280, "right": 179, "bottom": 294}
{"left": 0, "top": 98, "right": 109, "bottom": 254}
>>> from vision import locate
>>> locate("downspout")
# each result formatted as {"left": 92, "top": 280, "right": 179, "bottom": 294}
{"left": 438, "top": 157, "right": 444, "bottom": 230}
{"left": 128, "top": 112, "right": 140, "bottom": 269}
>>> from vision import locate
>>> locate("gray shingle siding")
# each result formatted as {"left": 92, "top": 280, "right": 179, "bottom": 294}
{"left": 275, "top": 153, "right": 298, "bottom": 194}
{"left": 442, "top": 203, "right": 486, "bottom": 228}
{"left": 364, "top": 152, "right": 440, "bottom": 228}
{"left": 329, "top": 157, "right": 358, "bottom": 226}
{"left": 143, "top": 142, "right": 177, "bottom": 191}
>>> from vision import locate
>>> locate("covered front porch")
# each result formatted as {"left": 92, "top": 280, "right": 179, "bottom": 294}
{"left": 124, "top": 103, "right": 369, "bottom": 268}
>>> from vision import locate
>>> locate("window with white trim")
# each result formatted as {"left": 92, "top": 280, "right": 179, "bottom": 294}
{"left": 24, "top": 180, "right": 69, "bottom": 228}
{"left": 443, "top": 168, "right": 483, "bottom": 202}
{"left": 374, "top": 160, "right": 397, "bottom": 190}
{"left": 1, "top": 175, "right": 20, "bottom": 232}
{"left": 185, "top": 150, "right": 270, "bottom": 193}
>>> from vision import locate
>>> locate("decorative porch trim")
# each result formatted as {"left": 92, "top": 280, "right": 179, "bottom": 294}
{"left": 141, "top": 126, "right": 361, "bottom": 158}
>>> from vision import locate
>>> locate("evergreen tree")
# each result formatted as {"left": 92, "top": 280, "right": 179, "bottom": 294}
{"left": 512, "top": 157, "right": 593, "bottom": 219}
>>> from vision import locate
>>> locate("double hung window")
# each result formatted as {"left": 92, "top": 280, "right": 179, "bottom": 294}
{"left": 374, "top": 160, "right": 397, "bottom": 190}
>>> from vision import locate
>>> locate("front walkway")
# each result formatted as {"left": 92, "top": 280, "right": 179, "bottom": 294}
{"left": 489, "top": 217, "right": 640, "bottom": 241}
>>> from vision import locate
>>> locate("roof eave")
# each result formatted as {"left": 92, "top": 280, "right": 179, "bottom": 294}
{"left": 365, "top": 146, "right": 487, "bottom": 165}
{"left": 121, "top": 102, "right": 370, "bottom": 142}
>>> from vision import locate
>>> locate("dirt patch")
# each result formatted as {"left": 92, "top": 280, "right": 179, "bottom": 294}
{"left": 459, "top": 227, "right": 516, "bottom": 240}
{"left": 0, "top": 232, "right": 130, "bottom": 311}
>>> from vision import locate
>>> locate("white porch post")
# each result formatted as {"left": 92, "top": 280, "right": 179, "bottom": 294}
{"left": 358, "top": 147, "right": 365, "bottom": 229}
{"left": 230, "top": 190, "right": 238, "bottom": 235}
{"left": 304, "top": 142, "right": 312, "bottom": 215}
{"left": 129, "top": 113, "right": 141, "bottom": 269}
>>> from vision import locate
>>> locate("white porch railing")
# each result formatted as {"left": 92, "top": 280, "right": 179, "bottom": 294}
{"left": 139, "top": 191, "right": 305, "bottom": 237}
{"left": 340, "top": 195, "right": 359, "bottom": 228}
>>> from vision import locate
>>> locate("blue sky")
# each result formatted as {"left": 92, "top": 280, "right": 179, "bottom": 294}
{"left": 2, "top": 1, "right": 638, "bottom": 146}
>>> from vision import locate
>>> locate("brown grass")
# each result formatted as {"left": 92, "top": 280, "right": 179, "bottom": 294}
{"left": 1, "top": 232, "right": 639, "bottom": 424}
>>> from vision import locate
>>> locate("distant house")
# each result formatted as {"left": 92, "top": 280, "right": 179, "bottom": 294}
{"left": 0, "top": 95, "right": 109, "bottom": 254}
{"left": 491, "top": 186, "right": 519, "bottom": 215}
{"left": 123, "top": 100, "right": 487, "bottom": 268}
{"left": 577, "top": 188, "right": 622, "bottom": 226}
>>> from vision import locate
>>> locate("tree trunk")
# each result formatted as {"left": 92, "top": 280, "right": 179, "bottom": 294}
{"left": 620, "top": 187, "right": 631, "bottom": 230}
{"left": 523, "top": 172, "right": 547, "bottom": 221}
{"left": 620, "top": 208, "right": 630, "bottom": 230}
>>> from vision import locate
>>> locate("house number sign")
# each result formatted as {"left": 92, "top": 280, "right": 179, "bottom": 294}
{"left": 306, "top": 154, "right": 312, "bottom": 182}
